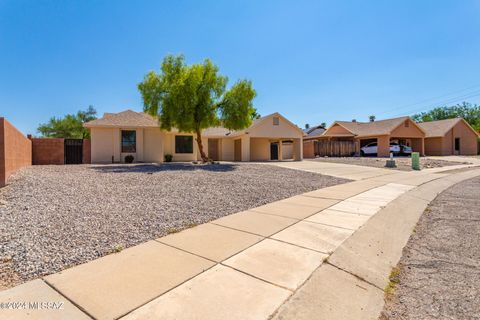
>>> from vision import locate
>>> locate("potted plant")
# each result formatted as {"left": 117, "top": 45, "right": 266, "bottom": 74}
{"left": 125, "top": 155, "right": 134, "bottom": 163}
{"left": 164, "top": 154, "right": 173, "bottom": 162}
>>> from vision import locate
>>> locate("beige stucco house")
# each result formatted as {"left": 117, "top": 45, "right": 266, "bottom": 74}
{"left": 317, "top": 117, "right": 426, "bottom": 157}
{"left": 418, "top": 118, "right": 479, "bottom": 156}
{"left": 84, "top": 110, "right": 304, "bottom": 163}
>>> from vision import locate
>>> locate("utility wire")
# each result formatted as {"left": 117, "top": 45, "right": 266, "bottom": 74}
{"left": 389, "top": 91, "right": 480, "bottom": 118}
{"left": 377, "top": 83, "right": 480, "bottom": 117}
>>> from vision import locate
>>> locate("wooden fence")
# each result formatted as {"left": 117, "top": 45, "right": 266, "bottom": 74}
{"left": 314, "top": 140, "right": 356, "bottom": 157}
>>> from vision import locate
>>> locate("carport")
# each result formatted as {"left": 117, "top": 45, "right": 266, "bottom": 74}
{"left": 322, "top": 117, "right": 426, "bottom": 157}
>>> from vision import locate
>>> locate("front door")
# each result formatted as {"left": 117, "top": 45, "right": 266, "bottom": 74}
{"left": 270, "top": 143, "right": 279, "bottom": 160}
{"left": 454, "top": 138, "right": 460, "bottom": 155}
{"left": 208, "top": 139, "right": 219, "bottom": 160}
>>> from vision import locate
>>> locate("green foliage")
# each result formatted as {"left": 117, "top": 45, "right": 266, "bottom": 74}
{"left": 369, "top": 115, "right": 376, "bottom": 122}
{"left": 37, "top": 106, "right": 97, "bottom": 139}
{"left": 412, "top": 102, "right": 480, "bottom": 131}
{"left": 124, "top": 155, "right": 134, "bottom": 163}
{"left": 164, "top": 154, "right": 173, "bottom": 162}
{"left": 138, "top": 55, "right": 257, "bottom": 161}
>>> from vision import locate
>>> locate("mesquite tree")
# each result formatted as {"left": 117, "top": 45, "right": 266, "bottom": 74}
{"left": 138, "top": 55, "right": 257, "bottom": 162}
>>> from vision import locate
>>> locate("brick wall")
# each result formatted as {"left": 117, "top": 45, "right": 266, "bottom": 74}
{"left": 0, "top": 118, "right": 32, "bottom": 187}
{"left": 31, "top": 138, "right": 65, "bottom": 165}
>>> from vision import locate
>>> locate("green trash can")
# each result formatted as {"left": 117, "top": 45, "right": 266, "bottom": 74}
{"left": 411, "top": 152, "right": 420, "bottom": 170}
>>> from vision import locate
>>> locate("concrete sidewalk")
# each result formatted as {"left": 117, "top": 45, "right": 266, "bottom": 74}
{"left": 1, "top": 165, "right": 480, "bottom": 320}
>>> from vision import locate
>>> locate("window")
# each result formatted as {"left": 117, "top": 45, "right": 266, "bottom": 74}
{"left": 273, "top": 117, "right": 280, "bottom": 125}
{"left": 121, "top": 130, "right": 136, "bottom": 153}
{"left": 175, "top": 135, "right": 193, "bottom": 153}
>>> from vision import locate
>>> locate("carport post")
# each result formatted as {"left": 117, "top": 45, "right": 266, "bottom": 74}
{"left": 278, "top": 140, "right": 283, "bottom": 161}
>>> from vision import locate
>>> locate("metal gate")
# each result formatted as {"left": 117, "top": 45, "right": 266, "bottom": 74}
{"left": 64, "top": 139, "right": 83, "bottom": 164}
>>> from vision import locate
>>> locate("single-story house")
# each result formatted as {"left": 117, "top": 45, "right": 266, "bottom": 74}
{"left": 302, "top": 124, "right": 326, "bottom": 158}
{"left": 320, "top": 116, "right": 426, "bottom": 157}
{"left": 84, "top": 110, "right": 304, "bottom": 163}
{"left": 418, "top": 118, "right": 479, "bottom": 156}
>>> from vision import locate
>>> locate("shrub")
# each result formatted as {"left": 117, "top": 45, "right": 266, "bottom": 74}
{"left": 164, "top": 154, "right": 173, "bottom": 162}
{"left": 125, "top": 155, "right": 134, "bottom": 163}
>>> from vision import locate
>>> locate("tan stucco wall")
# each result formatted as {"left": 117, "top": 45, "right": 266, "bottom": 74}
{"left": 241, "top": 135, "right": 250, "bottom": 161}
{"left": 292, "top": 138, "right": 303, "bottom": 161}
{"left": 410, "top": 138, "right": 425, "bottom": 156}
{"left": 91, "top": 127, "right": 162, "bottom": 163}
{"left": 163, "top": 132, "right": 199, "bottom": 162}
{"left": 90, "top": 128, "right": 115, "bottom": 163}
{"left": 250, "top": 138, "right": 270, "bottom": 161}
{"left": 451, "top": 121, "right": 478, "bottom": 155}
{"left": 220, "top": 138, "right": 235, "bottom": 161}
{"left": 249, "top": 116, "right": 303, "bottom": 139}
{"left": 424, "top": 137, "right": 444, "bottom": 156}
{"left": 377, "top": 136, "right": 391, "bottom": 157}
{"left": 303, "top": 140, "right": 315, "bottom": 158}
{"left": 390, "top": 119, "right": 425, "bottom": 138}
{"left": 326, "top": 124, "right": 352, "bottom": 135}
{"left": 144, "top": 128, "right": 164, "bottom": 162}
{"left": 282, "top": 142, "right": 293, "bottom": 159}
{"left": 424, "top": 121, "right": 478, "bottom": 156}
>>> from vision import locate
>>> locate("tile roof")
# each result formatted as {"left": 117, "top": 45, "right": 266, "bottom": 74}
{"left": 84, "top": 110, "right": 159, "bottom": 128}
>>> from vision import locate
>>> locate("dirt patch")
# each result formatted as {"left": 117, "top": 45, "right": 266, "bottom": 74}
{"left": 310, "top": 156, "right": 465, "bottom": 171}
{"left": 380, "top": 176, "right": 480, "bottom": 319}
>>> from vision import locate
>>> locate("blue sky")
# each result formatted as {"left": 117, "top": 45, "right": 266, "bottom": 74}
{"left": 1, "top": 0, "right": 480, "bottom": 135}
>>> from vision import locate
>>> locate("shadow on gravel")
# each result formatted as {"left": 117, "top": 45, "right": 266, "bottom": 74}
{"left": 90, "top": 163, "right": 238, "bottom": 173}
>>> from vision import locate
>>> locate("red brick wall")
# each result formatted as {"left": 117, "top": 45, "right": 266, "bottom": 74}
{"left": 0, "top": 118, "right": 32, "bottom": 187}
{"left": 31, "top": 138, "right": 65, "bottom": 165}
{"left": 83, "top": 139, "right": 91, "bottom": 164}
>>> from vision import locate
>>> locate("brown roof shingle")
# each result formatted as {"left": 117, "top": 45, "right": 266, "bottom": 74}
{"left": 334, "top": 116, "right": 412, "bottom": 137}
{"left": 84, "top": 110, "right": 159, "bottom": 128}
{"left": 417, "top": 118, "right": 478, "bottom": 137}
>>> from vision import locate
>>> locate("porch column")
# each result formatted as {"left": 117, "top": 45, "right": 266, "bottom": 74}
{"left": 278, "top": 140, "right": 283, "bottom": 161}
{"left": 241, "top": 135, "right": 250, "bottom": 161}
{"left": 377, "top": 136, "right": 390, "bottom": 157}
{"left": 293, "top": 138, "right": 302, "bottom": 161}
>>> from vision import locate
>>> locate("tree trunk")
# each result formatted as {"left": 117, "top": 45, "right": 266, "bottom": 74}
{"left": 195, "top": 129, "right": 209, "bottom": 162}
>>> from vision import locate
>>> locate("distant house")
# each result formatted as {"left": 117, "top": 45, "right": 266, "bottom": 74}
{"left": 84, "top": 110, "right": 304, "bottom": 163}
{"left": 320, "top": 116, "right": 426, "bottom": 157}
{"left": 303, "top": 124, "right": 326, "bottom": 158}
{"left": 417, "top": 118, "right": 479, "bottom": 156}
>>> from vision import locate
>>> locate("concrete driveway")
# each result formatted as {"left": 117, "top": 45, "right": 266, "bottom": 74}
{"left": 269, "top": 160, "right": 397, "bottom": 180}
{"left": 269, "top": 156, "right": 478, "bottom": 180}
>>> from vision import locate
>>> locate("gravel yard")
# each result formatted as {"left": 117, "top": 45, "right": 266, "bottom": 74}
{"left": 0, "top": 163, "right": 349, "bottom": 290}
{"left": 381, "top": 176, "right": 480, "bottom": 319}
{"left": 309, "top": 156, "right": 465, "bottom": 171}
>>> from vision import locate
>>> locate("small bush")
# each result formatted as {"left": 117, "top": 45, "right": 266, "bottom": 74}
{"left": 164, "top": 154, "right": 173, "bottom": 162}
{"left": 125, "top": 155, "right": 134, "bottom": 163}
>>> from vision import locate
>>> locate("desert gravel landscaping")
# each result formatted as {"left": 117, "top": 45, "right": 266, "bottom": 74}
{"left": 0, "top": 163, "right": 349, "bottom": 290}
{"left": 309, "top": 156, "right": 465, "bottom": 171}
{"left": 381, "top": 176, "right": 480, "bottom": 320}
